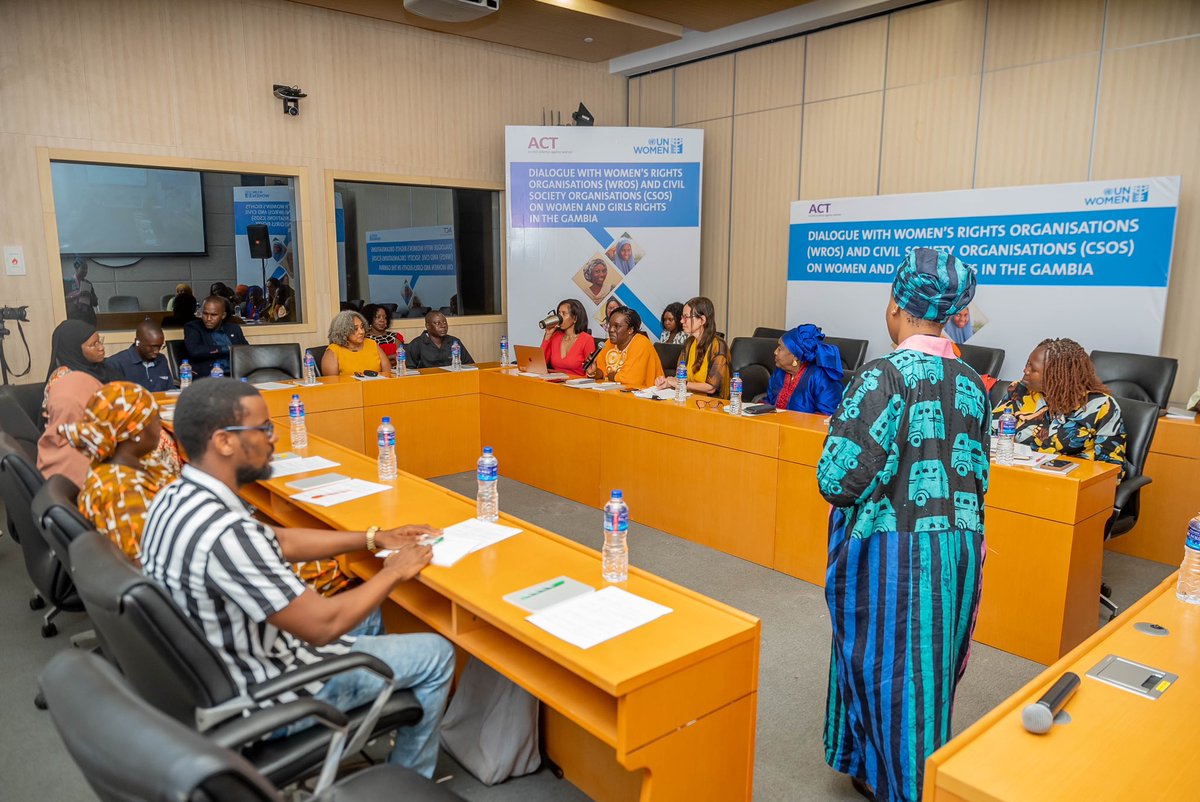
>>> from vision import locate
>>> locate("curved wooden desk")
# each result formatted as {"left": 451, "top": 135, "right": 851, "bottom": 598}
{"left": 924, "top": 573, "right": 1198, "bottom": 801}
{"left": 241, "top": 432, "right": 761, "bottom": 802}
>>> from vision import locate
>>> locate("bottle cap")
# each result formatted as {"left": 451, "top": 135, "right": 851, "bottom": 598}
{"left": 382, "top": 416, "right": 391, "bottom": 424}
{"left": 292, "top": 394, "right": 300, "bottom": 400}
{"left": 483, "top": 446, "right": 493, "bottom": 454}
{"left": 733, "top": 371, "right": 740, "bottom": 378}
{"left": 181, "top": 359, "right": 189, "bottom": 364}
{"left": 611, "top": 489, "right": 623, "bottom": 498}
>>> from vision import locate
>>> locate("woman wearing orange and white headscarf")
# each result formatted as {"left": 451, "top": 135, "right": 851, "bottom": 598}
{"left": 61, "top": 382, "right": 179, "bottom": 562}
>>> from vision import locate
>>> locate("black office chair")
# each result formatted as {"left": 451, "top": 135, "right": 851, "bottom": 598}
{"left": 67, "top": 531, "right": 425, "bottom": 788}
{"left": 346, "top": 299, "right": 365, "bottom": 311}
{"left": 165, "top": 339, "right": 189, "bottom": 378}
{"left": 959, "top": 344, "right": 1005, "bottom": 378}
{"left": 988, "top": 380, "right": 1010, "bottom": 409}
{"left": 378, "top": 302, "right": 399, "bottom": 316}
{"left": 1091, "top": 350, "right": 1178, "bottom": 411}
{"left": 309, "top": 344, "right": 328, "bottom": 376}
{"left": 825, "top": 336, "right": 869, "bottom": 372}
{"left": 654, "top": 341, "right": 685, "bottom": 375}
{"left": 0, "top": 386, "right": 42, "bottom": 461}
{"left": 1100, "top": 396, "right": 1161, "bottom": 619}
{"left": 752, "top": 326, "right": 785, "bottom": 340}
{"left": 40, "top": 650, "right": 462, "bottom": 802}
{"left": 32, "top": 474, "right": 91, "bottom": 579}
{"left": 231, "top": 344, "right": 303, "bottom": 383}
{"left": 730, "top": 337, "right": 775, "bottom": 402}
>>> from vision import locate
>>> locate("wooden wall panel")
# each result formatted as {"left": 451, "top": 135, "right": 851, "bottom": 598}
{"left": 681, "top": 119, "right": 733, "bottom": 327}
{"left": 984, "top": 0, "right": 1104, "bottom": 71}
{"left": 727, "top": 107, "right": 803, "bottom": 337}
{"left": 628, "top": 76, "right": 642, "bottom": 126}
{"left": 0, "top": 0, "right": 626, "bottom": 376}
{"left": 674, "top": 55, "right": 734, "bottom": 125}
{"left": 798, "top": 93, "right": 883, "bottom": 200}
{"left": 974, "top": 54, "right": 1099, "bottom": 188}
{"left": 734, "top": 38, "right": 806, "bottom": 116}
{"left": 886, "top": 0, "right": 986, "bottom": 87}
{"left": 879, "top": 74, "right": 980, "bottom": 194}
{"left": 804, "top": 17, "right": 888, "bottom": 103}
{"left": 638, "top": 70, "right": 675, "bottom": 127}
{"left": 1105, "top": 0, "right": 1200, "bottom": 48}
{"left": 1093, "top": 38, "right": 1200, "bottom": 402}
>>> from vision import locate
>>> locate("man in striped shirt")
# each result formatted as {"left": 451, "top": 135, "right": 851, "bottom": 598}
{"left": 141, "top": 379, "right": 454, "bottom": 778}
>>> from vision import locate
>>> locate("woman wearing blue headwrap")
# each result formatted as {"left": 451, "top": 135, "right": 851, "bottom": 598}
{"left": 608, "top": 237, "right": 636, "bottom": 275}
{"left": 817, "top": 248, "right": 989, "bottom": 802}
{"left": 764, "top": 324, "right": 844, "bottom": 414}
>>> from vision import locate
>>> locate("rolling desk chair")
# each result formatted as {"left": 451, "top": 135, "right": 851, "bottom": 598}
{"left": 825, "top": 336, "right": 868, "bottom": 372}
{"left": 1101, "top": 396, "right": 1161, "bottom": 619}
{"left": 653, "top": 341, "right": 685, "bottom": 374}
{"left": 231, "top": 344, "right": 303, "bottom": 383}
{"left": 959, "top": 343, "right": 1005, "bottom": 378}
{"left": 1091, "top": 350, "right": 1178, "bottom": 411}
{"left": 40, "top": 650, "right": 462, "bottom": 802}
{"left": 730, "top": 337, "right": 775, "bottom": 401}
{"left": 309, "top": 344, "right": 328, "bottom": 375}
{"left": 165, "top": 340, "right": 189, "bottom": 378}
{"left": 67, "top": 531, "right": 426, "bottom": 789}
{"left": 752, "top": 326, "right": 785, "bottom": 340}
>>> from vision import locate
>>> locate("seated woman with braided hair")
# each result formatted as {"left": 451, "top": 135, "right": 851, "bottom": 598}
{"left": 992, "top": 337, "right": 1127, "bottom": 472}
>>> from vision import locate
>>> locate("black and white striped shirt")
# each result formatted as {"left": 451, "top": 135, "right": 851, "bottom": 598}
{"left": 141, "top": 464, "right": 351, "bottom": 698}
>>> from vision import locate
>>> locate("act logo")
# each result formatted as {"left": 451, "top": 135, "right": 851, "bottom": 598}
{"left": 528, "top": 136, "right": 559, "bottom": 150}
{"left": 809, "top": 202, "right": 832, "bottom": 215}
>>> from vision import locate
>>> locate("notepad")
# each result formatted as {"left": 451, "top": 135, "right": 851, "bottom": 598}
{"left": 503, "top": 576, "right": 594, "bottom": 612}
{"left": 289, "top": 478, "right": 389, "bottom": 507}
{"left": 439, "top": 365, "right": 479, "bottom": 372}
{"left": 633, "top": 387, "right": 686, "bottom": 400}
{"left": 268, "top": 456, "right": 340, "bottom": 478}
{"left": 376, "top": 518, "right": 523, "bottom": 567}
{"left": 253, "top": 381, "right": 295, "bottom": 390}
{"left": 525, "top": 586, "right": 673, "bottom": 650}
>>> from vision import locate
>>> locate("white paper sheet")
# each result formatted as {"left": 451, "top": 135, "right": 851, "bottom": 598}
{"left": 633, "top": 386, "right": 687, "bottom": 400}
{"left": 586, "top": 382, "right": 624, "bottom": 391}
{"left": 518, "top": 371, "right": 569, "bottom": 380}
{"left": 376, "top": 518, "right": 523, "bottom": 568}
{"left": 267, "top": 456, "right": 340, "bottom": 478}
{"left": 525, "top": 586, "right": 673, "bottom": 649}
{"left": 253, "top": 381, "right": 295, "bottom": 390}
{"left": 289, "top": 478, "right": 390, "bottom": 507}
{"left": 439, "top": 365, "right": 479, "bottom": 372}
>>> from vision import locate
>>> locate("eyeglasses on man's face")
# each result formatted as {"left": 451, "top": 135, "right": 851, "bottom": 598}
{"left": 223, "top": 420, "right": 275, "bottom": 438}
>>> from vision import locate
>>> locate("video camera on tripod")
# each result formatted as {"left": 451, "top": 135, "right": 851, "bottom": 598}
{"left": 0, "top": 305, "right": 32, "bottom": 385}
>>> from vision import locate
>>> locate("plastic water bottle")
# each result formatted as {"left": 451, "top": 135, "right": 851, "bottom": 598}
{"left": 394, "top": 344, "right": 407, "bottom": 377}
{"left": 729, "top": 372, "right": 743, "bottom": 416}
{"left": 210, "top": 363, "right": 224, "bottom": 379}
{"left": 1177, "top": 514, "right": 1200, "bottom": 604}
{"left": 673, "top": 361, "right": 688, "bottom": 403}
{"left": 476, "top": 447, "right": 499, "bottom": 521}
{"left": 500, "top": 335, "right": 510, "bottom": 367}
{"left": 451, "top": 341, "right": 462, "bottom": 371}
{"left": 179, "top": 360, "right": 192, "bottom": 390}
{"left": 289, "top": 394, "right": 307, "bottom": 449}
{"left": 995, "top": 411, "right": 1017, "bottom": 465}
{"left": 602, "top": 490, "right": 629, "bottom": 583}
{"left": 303, "top": 350, "right": 317, "bottom": 384}
{"left": 377, "top": 417, "right": 397, "bottom": 481}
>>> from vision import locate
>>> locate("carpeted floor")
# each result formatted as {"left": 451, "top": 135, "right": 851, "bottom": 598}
{"left": 0, "top": 474, "right": 1174, "bottom": 801}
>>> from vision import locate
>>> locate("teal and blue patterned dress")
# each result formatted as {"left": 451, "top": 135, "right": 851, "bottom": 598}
{"left": 817, "top": 344, "right": 990, "bottom": 802}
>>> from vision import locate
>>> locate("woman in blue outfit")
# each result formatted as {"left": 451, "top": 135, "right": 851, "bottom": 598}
{"left": 817, "top": 249, "right": 989, "bottom": 802}
{"left": 763, "top": 324, "right": 844, "bottom": 414}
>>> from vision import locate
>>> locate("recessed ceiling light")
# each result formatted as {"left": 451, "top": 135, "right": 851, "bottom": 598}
{"left": 583, "top": 36, "right": 593, "bottom": 43}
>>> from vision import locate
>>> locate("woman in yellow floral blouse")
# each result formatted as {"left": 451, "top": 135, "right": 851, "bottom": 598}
{"left": 61, "top": 382, "right": 179, "bottom": 562}
{"left": 992, "top": 337, "right": 1127, "bottom": 473}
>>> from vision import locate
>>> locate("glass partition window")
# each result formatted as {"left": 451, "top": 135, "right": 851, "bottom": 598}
{"left": 51, "top": 160, "right": 304, "bottom": 330}
{"left": 333, "top": 180, "right": 502, "bottom": 318}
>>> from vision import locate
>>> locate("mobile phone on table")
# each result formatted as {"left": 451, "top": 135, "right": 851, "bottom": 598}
{"left": 1033, "top": 458, "right": 1078, "bottom": 474}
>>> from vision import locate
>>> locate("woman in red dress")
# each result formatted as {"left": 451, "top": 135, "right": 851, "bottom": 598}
{"left": 540, "top": 298, "right": 596, "bottom": 377}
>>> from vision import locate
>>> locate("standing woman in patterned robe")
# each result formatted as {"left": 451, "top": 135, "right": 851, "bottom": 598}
{"left": 817, "top": 249, "right": 990, "bottom": 802}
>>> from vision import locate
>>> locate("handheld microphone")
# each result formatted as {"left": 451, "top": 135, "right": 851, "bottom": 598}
{"left": 581, "top": 343, "right": 601, "bottom": 374}
{"left": 1021, "top": 671, "right": 1080, "bottom": 733}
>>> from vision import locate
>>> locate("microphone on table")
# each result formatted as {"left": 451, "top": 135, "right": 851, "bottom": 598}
{"left": 1021, "top": 671, "right": 1080, "bottom": 734}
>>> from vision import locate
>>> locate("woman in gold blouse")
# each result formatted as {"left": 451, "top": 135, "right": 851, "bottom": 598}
{"left": 587, "top": 307, "right": 663, "bottom": 387}
{"left": 653, "top": 296, "right": 729, "bottom": 398}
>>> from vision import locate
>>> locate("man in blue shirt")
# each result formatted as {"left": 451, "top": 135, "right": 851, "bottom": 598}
{"left": 106, "top": 319, "right": 174, "bottom": 391}
{"left": 184, "top": 295, "right": 249, "bottom": 377}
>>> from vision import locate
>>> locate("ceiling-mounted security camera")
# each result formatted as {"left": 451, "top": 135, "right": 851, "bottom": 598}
{"left": 272, "top": 85, "right": 307, "bottom": 116}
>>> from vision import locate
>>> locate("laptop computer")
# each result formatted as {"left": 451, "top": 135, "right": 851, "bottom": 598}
{"left": 514, "top": 345, "right": 567, "bottom": 380}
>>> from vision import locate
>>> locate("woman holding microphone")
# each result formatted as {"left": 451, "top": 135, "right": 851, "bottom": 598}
{"left": 539, "top": 299, "right": 596, "bottom": 377}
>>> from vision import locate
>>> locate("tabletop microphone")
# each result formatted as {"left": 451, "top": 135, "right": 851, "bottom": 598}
{"left": 1021, "top": 671, "right": 1080, "bottom": 734}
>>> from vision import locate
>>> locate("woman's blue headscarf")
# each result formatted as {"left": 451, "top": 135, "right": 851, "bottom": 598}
{"left": 782, "top": 324, "right": 843, "bottom": 380}
{"left": 612, "top": 238, "right": 636, "bottom": 275}
{"left": 891, "top": 248, "right": 976, "bottom": 324}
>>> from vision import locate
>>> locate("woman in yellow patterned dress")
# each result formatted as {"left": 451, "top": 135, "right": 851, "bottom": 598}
{"left": 61, "top": 382, "right": 179, "bottom": 563}
{"left": 587, "top": 307, "right": 663, "bottom": 388}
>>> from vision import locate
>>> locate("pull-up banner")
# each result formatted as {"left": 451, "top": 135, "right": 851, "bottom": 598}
{"left": 786, "top": 177, "right": 1180, "bottom": 378}
{"left": 505, "top": 126, "right": 702, "bottom": 347}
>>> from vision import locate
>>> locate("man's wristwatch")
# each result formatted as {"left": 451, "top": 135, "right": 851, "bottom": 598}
{"left": 365, "top": 526, "right": 380, "bottom": 553}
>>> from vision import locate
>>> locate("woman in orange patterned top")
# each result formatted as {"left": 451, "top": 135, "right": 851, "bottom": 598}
{"left": 61, "top": 382, "right": 179, "bottom": 563}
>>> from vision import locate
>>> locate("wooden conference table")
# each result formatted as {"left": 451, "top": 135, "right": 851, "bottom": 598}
{"left": 250, "top": 368, "right": 1118, "bottom": 665}
{"left": 924, "top": 572, "right": 1198, "bottom": 800}
{"left": 233, "top": 430, "right": 761, "bottom": 802}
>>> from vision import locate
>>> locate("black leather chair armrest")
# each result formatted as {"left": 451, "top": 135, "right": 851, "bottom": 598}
{"left": 209, "top": 698, "right": 348, "bottom": 750}
{"left": 247, "top": 653, "right": 394, "bottom": 704}
{"left": 1113, "top": 475, "right": 1152, "bottom": 513}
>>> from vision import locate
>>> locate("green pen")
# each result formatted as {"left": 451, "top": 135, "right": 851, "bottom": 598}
{"left": 418, "top": 535, "right": 444, "bottom": 546}
{"left": 520, "top": 579, "right": 565, "bottom": 600}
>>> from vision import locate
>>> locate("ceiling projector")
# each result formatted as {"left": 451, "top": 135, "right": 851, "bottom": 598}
{"left": 403, "top": 0, "right": 499, "bottom": 23}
